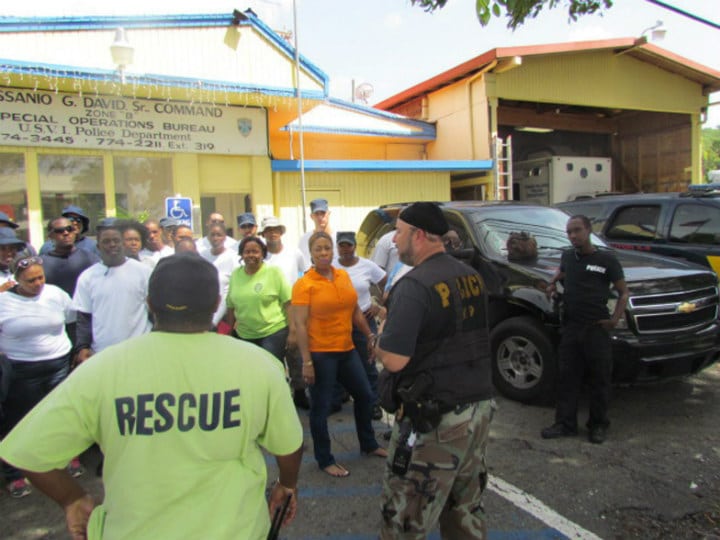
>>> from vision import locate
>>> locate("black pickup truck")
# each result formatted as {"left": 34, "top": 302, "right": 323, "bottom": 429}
{"left": 556, "top": 188, "right": 720, "bottom": 274}
{"left": 358, "top": 201, "right": 720, "bottom": 403}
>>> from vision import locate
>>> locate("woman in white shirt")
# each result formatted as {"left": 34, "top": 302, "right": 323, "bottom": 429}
{"left": 336, "top": 232, "right": 387, "bottom": 419}
{"left": 0, "top": 255, "right": 77, "bottom": 498}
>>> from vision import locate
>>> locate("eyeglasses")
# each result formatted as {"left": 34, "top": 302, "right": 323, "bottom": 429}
{"left": 53, "top": 226, "right": 75, "bottom": 234}
{"left": 67, "top": 216, "right": 81, "bottom": 223}
{"left": 210, "top": 219, "right": 225, "bottom": 224}
{"left": 15, "top": 256, "right": 43, "bottom": 270}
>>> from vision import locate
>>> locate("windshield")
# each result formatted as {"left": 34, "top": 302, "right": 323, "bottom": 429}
{"left": 465, "top": 206, "right": 606, "bottom": 258}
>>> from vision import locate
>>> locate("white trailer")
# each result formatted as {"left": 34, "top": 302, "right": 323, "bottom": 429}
{"left": 512, "top": 156, "right": 612, "bottom": 205}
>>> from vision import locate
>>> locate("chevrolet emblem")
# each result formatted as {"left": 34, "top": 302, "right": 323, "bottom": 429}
{"left": 676, "top": 302, "right": 697, "bottom": 314}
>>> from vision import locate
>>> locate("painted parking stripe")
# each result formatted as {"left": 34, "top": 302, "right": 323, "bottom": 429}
{"left": 489, "top": 476, "right": 602, "bottom": 540}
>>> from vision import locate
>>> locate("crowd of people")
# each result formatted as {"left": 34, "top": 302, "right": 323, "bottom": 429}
{"left": 0, "top": 198, "right": 626, "bottom": 539}
{"left": 0, "top": 198, "right": 391, "bottom": 500}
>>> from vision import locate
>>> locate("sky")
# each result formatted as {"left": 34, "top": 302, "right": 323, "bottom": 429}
{"left": 5, "top": 0, "right": 720, "bottom": 126}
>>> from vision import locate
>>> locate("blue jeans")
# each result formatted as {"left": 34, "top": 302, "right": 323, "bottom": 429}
{"left": 309, "top": 349, "right": 380, "bottom": 469}
{"left": 332, "top": 317, "right": 379, "bottom": 408}
{"left": 239, "top": 326, "right": 289, "bottom": 363}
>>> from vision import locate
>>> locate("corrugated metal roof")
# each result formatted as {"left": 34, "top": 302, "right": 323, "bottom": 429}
{"left": 376, "top": 38, "right": 720, "bottom": 110}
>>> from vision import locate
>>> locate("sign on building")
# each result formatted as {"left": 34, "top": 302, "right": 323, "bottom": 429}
{"left": 165, "top": 197, "right": 193, "bottom": 230}
{"left": 0, "top": 88, "right": 267, "bottom": 155}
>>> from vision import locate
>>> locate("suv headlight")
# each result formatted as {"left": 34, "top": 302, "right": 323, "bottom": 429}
{"left": 607, "top": 298, "right": 628, "bottom": 330}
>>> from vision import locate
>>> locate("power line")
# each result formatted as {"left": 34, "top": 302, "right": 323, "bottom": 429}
{"left": 644, "top": 0, "right": 720, "bottom": 30}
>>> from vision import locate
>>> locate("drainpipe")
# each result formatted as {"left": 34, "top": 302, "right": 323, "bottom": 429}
{"left": 466, "top": 60, "right": 497, "bottom": 159}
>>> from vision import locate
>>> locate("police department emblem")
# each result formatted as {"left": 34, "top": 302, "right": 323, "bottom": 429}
{"left": 238, "top": 118, "right": 252, "bottom": 137}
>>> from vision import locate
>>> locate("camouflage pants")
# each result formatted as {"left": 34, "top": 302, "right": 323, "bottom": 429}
{"left": 380, "top": 399, "right": 494, "bottom": 540}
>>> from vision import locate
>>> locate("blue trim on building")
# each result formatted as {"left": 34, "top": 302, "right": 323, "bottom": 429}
{"left": 272, "top": 160, "right": 494, "bottom": 172}
{"left": 0, "top": 58, "right": 327, "bottom": 101}
{"left": 0, "top": 10, "right": 329, "bottom": 96}
{"left": 285, "top": 125, "right": 435, "bottom": 139}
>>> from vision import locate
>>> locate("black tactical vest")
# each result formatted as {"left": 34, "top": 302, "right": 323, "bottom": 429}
{"left": 388, "top": 252, "right": 493, "bottom": 407}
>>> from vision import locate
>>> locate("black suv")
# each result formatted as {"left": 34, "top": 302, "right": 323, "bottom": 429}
{"left": 556, "top": 187, "right": 720, "bottom": 274}
{"left": 358, "top": 202, "right": 720, "bottom": 403}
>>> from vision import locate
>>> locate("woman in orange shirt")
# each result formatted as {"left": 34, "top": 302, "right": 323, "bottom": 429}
{"left": 292, "top": 232, "right": 387, "bottom": 477}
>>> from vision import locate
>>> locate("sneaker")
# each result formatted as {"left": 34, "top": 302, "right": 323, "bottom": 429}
{"left": 541, "top": 423, "right": 578, "bottom": 439}
{"left": 68, "top": 457, "right": 85, "bottom": 478}
{"left": 7, "top": 478, "right": 31, "bottom": 498}
{"left": 372, "top": 404, "right": 384, "bottom": 421}
{"left": 588, "top": 425, "right": 607, "bottom": 444}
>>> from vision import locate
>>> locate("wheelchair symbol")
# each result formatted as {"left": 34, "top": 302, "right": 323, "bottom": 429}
{"left": 169, "top": 200, "right": 189, "bottom": 219}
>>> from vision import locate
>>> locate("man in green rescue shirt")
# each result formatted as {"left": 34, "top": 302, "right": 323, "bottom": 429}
{"left": 0, "top": 254, "right": 303, "bottom": 540}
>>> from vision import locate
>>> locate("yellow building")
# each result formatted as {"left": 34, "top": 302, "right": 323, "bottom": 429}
{"left": 0, "top": 10, "right": 491, "bottom": 249}
{"left": 377, "top": 39, "right": 720, "bottom": 200}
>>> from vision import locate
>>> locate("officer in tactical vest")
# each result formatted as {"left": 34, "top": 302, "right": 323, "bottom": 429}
{"left": 375, "top": 202, "right": 494, "bottom": 540}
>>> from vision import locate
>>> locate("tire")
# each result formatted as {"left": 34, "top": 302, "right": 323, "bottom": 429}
{"left": 490, "top": 316, "right": 557, "bottom": 404}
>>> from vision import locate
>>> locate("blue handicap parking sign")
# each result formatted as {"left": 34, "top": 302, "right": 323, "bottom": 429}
{"left": 165, "top": 197, "right": 193, "bottom": 230}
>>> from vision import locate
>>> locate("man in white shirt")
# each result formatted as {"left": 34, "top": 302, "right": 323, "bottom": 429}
{"left": 237, "top": 213, "right": 259, "bottom": 239}
{"left": 261, "top": 216, "right": 305, "bottom": 286}
{"left": 261, "top": 216, "right": 308, "bottom": 409}
{"left": 297, "top": 199, "right": 336, "bottom": 268}
{"left": 73, "top": 219, "right": 153, "bottom": 364}
{"left": 196, "top": 212, "right": 237, "bottom": 253}
{"left": 199, "top": 224, "right": 239, "bottom": 328}
{"left": 141, "top": 219, "right": 174, "bottom": 264}
{"left": 371, "top": 228, "right": 399, "bottom": 272}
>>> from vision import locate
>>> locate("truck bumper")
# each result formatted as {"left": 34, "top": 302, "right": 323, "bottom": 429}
{"left": 610, "top": 323, "right": 720, "bottom": 382}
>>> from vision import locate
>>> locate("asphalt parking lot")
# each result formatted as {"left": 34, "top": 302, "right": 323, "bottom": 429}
{"left": 3, "top": 363, "right": 719, "bottom": 539}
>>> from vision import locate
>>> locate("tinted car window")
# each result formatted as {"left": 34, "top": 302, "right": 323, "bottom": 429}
{"left": 557, "top": 201, "right": 608, "bottom": 233}
{"left": 669, "top": 203, "right": 720, "bottom": 245}
{"left": 605, "top": 205, "right": 661, "bottom": 241}
{"left": 466, "top": 206, "right": 604, "bottom": 258}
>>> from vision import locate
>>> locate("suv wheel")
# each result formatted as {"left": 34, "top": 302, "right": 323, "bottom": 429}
{"left": 490, "top": 316, "right": 556, "bottom": 404}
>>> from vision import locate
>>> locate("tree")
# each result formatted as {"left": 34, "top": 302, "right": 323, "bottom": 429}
{"left": 411, "top": 0, "right": 613, "bottom": 29}
{"left": 702, "top": 127, "right": 720, "bottom": 178}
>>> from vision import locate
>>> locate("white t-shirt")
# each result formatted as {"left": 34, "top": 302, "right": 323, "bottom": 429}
{"left": 298, "top": 230, "right": 336, "bottom": 269}
{"left": 338, "top": 257, "right": 386, "bottom": 311}
{"left": 0, "top": 284, "right": 73, "bottom": 361}
{"left": 371, "top": 230, "right": 399, "bottom": 271}
{"left": 196, "top": 235, "right": 238, "bottom": 254}
{"left": 265, "top": 245, "right": 306, "bottom": 286}
{"left": 73, "top": 258, "right": 153, "bottom": 352}
{"left": 140, "top": 245, "right": 174, "bottom": 266}
{"left": 199, "top": 248, "right": 240, "bottom": 326}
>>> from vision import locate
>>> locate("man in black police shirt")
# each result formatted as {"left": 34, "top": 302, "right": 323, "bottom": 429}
{"left": 375, "top": 202, "right": 494, "bottom": 539}
{"left": 542, "top": 214, "right": 628, "bottom": 444}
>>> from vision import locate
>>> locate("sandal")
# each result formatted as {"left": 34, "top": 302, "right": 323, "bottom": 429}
{"left": 322, "top": 463, "right": 350, "bottom": 478}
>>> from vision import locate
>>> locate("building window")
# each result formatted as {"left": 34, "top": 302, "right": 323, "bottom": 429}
{"left": 39, "top": 155, "right": 105, "bottom": 233}
{"left": 114, "top": 157, "right": 173, "bottom": 222}
{"left": 0, "top": 153, "right": 28, "bottom": 241}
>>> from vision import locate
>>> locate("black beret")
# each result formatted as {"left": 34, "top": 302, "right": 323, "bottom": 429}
{"left": 398, "top": 202, "right": 449, "bottom": 236}
{"left": 148, "top": 254, "right": 219, "bottom": 315}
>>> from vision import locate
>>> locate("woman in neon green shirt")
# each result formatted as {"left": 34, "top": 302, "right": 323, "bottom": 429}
{"left": 226, "top": 236, "right": 295, "bottom": 361}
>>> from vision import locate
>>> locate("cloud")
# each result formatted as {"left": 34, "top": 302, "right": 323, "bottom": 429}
{"left": 383, "top": 12, "right": 403, "bottom": 29}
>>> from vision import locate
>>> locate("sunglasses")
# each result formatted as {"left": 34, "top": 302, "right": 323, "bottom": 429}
{"left": 53, "top": 225, "right": 75, "bottom": 234}
{"left": 239, "top": 224, "right": 255, "bottom": 229}
{"left": 15, "top": 256, "right": 43, "bottom": 270}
